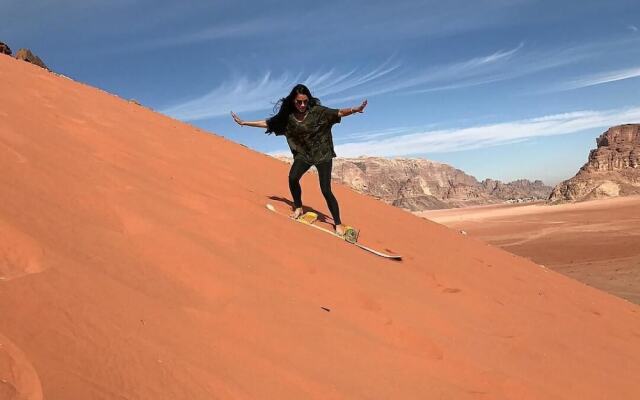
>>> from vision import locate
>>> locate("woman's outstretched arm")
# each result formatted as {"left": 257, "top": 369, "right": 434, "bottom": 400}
{"left": 231, "top": 111, "right": 268, "bottom": 128}
{"left": 338, "top": 99, "right": 368, "bottom": 117}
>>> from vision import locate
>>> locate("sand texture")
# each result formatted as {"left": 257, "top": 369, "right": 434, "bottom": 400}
{"left": 1, "top": 55, "right": 640, "bottom": 399}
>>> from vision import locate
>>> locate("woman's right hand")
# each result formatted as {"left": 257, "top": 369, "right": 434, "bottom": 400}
{"left": 231, "top": 111, "right": 243, "bottom": 126}
{"left": 230, "top": 114, "right": 268, "bottom": 129}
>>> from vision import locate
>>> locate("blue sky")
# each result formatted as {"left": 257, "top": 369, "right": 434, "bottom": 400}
{"left": 3, "top": 0, "right": 640, "bottom": 185}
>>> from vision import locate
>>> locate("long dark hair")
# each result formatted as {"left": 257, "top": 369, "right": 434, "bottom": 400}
{"left": 266, "top": 84, "right": 320, "bottom": 135}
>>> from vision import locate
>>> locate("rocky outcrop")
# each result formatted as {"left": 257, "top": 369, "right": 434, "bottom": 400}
{"left": 15, "top": 48, "right": 48, "bottom": 70}
{"left": 483, "top": 179, "right": 552, "bottom": 202}
{"left": 549, "top": 124, "right": 640, "bottom": 202}
{"left": 0, "top": 42, "right": 11, "bottom": 55}
{"left": 0, "top": 42, "right": 47, "bottom": 69}
{"left": 332, "top": 157, "right": 484, "bottom": 210}
{"left": 276, "top": 156, "right": 552, "bottom": 210}
{"left": 584, "top": 125, "right": 640, "bottom": 172}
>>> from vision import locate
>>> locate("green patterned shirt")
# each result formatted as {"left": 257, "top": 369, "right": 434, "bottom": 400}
{"left": 268, "top": 105, "right": 341, "bottom": 165}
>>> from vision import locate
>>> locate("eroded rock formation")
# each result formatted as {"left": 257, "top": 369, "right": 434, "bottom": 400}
{"left": 549, "top": 124, "right": 640, "bottom": 202}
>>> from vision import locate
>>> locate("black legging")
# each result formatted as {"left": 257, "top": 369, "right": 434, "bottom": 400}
{"left": 288, "top": 159, "right": 341, "bottom": 225}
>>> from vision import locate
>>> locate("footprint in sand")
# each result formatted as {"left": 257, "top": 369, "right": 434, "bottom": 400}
{"left": 355, "top": 292, "right": 444, "bottom": 360}
{"left": 390, "top": 325, "right": 445, "bottom": 360}
{"left": 359, "top": 294, "right": 383, "bottom": 313}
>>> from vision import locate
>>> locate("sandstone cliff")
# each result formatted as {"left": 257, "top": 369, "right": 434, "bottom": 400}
{"left": 549, "top": 124, "right": 640, "bottom": 202}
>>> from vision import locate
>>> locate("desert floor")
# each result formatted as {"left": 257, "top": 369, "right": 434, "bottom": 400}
{"left": 420, "top": 196, "right": 640, "bottom": 304}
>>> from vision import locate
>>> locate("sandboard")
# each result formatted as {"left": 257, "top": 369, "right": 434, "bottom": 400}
{"left": 266, "top": 203, "right": 402, "bottom": 260}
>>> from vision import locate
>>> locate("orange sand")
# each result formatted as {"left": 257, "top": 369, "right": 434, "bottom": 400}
{"left": 421, "top": 196, "right": 640, "bottom": 305}
{"left": 1, "top": 55, "right": 640, "bottom": 399}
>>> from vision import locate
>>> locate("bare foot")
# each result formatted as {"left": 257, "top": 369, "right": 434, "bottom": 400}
{"left": 291, "top": 207, "right": 304, "bottom": 219}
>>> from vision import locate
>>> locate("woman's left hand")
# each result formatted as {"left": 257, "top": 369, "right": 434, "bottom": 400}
{"left": 354, "top": 100, "right": 368, "bottom": 113}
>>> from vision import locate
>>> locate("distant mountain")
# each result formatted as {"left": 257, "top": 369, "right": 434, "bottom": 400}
{"left": 275, "top": 156, "right": 552, "bottom": 210}
{"left": 549, "top": 124, "right": 640, "bottom": 203}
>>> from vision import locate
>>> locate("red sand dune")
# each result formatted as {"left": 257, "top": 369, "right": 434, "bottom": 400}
{"left": 1, "top": 55, "right": 640, "bottom": 399}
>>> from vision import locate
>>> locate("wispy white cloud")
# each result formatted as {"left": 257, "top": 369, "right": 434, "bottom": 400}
{"left": 304, "top": 41, "right": 588, "bottom": 105}
{"left": 161, "top": 71, "right": 299, "bottom": 121}
{"left": 162, "top": 36, "right": 632, "bottom": 122}
{"left": 335, "top": 125, "right": 439, "bottom": 143}
{"left": 134, "top": 18, "right": 283, "bottom": 50}
{"left": 160, "top": 59, "right": 402, "bottom": 120}
{"left": 308, "top": 41, "right": 592, "bottom": 104}
{"left": 393, "top": 42, "right": 596, "bottom": 96}
{"left": 345, "top": 43, "right": 526, "bottom": 96}
{"left": 161, "top": 43, "right": 559, "bottom": 120}
{"left": 308, "top": 58, "right": 402, "bottom": 98}
{"left": 310, "top": 106, "right": 640, "bottom": 157}
{"left": 629, "top": 25, "right": 639, "bottom": 32}
{"left": 555, "top": 66, "right": 640, "bottom": 91}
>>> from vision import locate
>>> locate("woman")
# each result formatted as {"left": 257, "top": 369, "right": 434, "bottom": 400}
{"left": 231, "top": 84, "right": 367, "bottom": 236}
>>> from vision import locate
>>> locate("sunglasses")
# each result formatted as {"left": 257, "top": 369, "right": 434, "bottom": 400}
{"left": 294, "top": 99, "right": 309, "bottom": 105}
